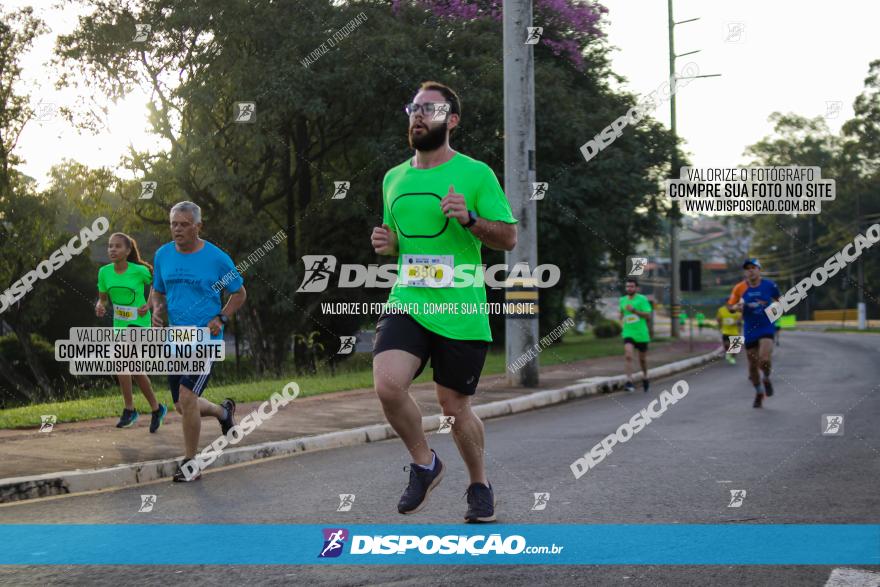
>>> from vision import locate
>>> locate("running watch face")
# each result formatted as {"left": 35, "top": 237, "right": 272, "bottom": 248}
{"left": 389, "top": 192, "right": 449, "bottom": 238}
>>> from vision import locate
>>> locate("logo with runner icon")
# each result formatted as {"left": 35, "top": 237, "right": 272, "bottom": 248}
{"left": 319, "top": 528, "right": 349, "bottom": 558}
{"left": 530, "top": 182, "right": 548, "bottom": 201}
{"left": 337, "top": 336, "right": 356, "bottom": 355}
{"left": 138, "top": 494, "right": 157, "bottom": 513}
{"left": 132, "top": 24, "right": 151, "bottom": 42}
{"left": 140, "top": 181, "right": 157, "bottom": 200}
{"left": 727, "top": 489, "right": 747, "bottom": 508}
{"left": 332, "top": 181, "right": 350, "bottom": 200}
{"left": 234, "top": 102, "right": 256, "bottom": 123}
{"left": 727, "top": 336, "right": 744, "bottom": 354}
{"left": 821, "top": 414, "right": 844, "bottom": 436}
{"left": 297, "top": 255, "right": 338, "bottom": 292}
{"left": 437, "top": 415, "right": 455, "bottom": 433}
{"left": 525, "top": 27, "right": 543, "bottom": 44}
{"left": 531, "top": 492, "right": 550, "bottom": 511}
{"left": 431, "top": 103, "right": 450, "bottom": 123}
{"left": 39, "top": 415, "right": 57, "bottom": 433}
{"left": 627, "top": 256, "right": 648, "bottom": 276}
{"left": 336, "top": 494, "right": 356, "bottom": 512}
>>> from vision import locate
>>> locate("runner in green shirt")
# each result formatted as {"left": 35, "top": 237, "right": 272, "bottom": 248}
{"left": 370, "top": 81, "right": 518, "bottom": 524}
{"left": 95, "top": 232, "right": 166, "bottom": 431}
{"left": 619, "top": 277, "right": 652, "bottom": 392}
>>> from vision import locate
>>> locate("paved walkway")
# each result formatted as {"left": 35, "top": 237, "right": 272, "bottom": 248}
{"left": 1, "top": 338, "right": 718, "bottom": 480}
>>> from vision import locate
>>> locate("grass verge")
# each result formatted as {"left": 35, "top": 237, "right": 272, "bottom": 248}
{"left": 0, "top": 333, "right": 636, "bottom": 429}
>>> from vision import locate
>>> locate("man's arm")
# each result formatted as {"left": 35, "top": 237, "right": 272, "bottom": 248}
{"left": 221, "top": 286, "right": 247, "bottom": 318}
{"left": 441, "top": 185, "right": 517, "bottom": 251}
{"left": 151, "top": 290, "right": 167, "bottom": 326}
{"left": 466, "top": 218, "right": 517, "bottom": 251}
{"left": 206, "top": 286, "right": 247, "bottom": 336}
{"left": 727, "top": 282, "right": 746, "bottom": 312}
{"left": 371, "top": 224, "right": 399, "bottom": 256}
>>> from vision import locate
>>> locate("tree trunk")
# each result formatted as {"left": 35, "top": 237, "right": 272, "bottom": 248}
{"left": 284, "top": 130, "right": 296, "bottom": 267}
{"left": 11, "top": 325, "right": 53, "bottom": 401}
{"left": 294, "top": 115, "right": 312, "bottom": 255}
{"left": 0, "top": 349, "right": 40, "bottom": 405}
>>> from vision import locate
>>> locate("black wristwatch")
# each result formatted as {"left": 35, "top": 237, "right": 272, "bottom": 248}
{"left": 216, "top": 314, "right": 229, "bottom": 325}
{"left": 464, "top": 210, "right": 478, "bottom": 229}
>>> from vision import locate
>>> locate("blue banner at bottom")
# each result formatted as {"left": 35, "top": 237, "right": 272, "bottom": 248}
{"left": 0, "top": 524, "right": 877, "bottom": 565}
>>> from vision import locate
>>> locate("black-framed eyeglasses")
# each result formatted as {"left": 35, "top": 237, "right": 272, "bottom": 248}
{"left": 404, "top": 102, "right": 451, "bottom": 117}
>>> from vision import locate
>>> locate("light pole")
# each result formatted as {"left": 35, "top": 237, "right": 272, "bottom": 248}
{"left": 667, "top": 0, "right": 719, "bottom": 338}
{"left": 504, "top": 0, "right": 539, "bottom": 386}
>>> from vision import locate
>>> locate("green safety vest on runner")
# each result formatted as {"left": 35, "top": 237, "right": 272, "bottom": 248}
{"left": 619, "top": 293, "right": 652, "bottom": 343}
{"left": 97, "top": 262, "right": 152, "bottom": 328}
{"left": 382, "top": 152, "right": 518, "bottom": 341}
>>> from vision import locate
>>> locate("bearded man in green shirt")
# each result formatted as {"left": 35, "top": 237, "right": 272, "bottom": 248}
{"left": 619, "top": 278, "right": 653, "bottom": 393}
{"left": 370, "top": 81, "right": 518, "bottom": 523}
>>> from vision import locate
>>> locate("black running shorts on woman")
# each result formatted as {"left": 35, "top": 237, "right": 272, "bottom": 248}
{"left": 373, "top": 312, "right": 489, "bottom": 395}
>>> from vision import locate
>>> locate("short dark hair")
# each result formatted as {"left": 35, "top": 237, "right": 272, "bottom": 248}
{"left": 419, "top": 81, "right": 461, "bottom": 134}
{"left": 625, "top": 277, "right": 639, "bottom": 286}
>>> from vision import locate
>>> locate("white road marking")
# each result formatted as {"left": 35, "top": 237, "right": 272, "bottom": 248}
{"left": 825, "top": 568, "right": 880, "bottom": 587}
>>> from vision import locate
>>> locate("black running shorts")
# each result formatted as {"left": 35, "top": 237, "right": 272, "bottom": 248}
{"left": 168, "top": 362, "right": 214, "bottom": 403}
{"left": 372, "top": 312, "right": 489, "bottom": 396}
{"left": 623, "top": 337, "right": 648, "bottom": 353}
{"left": 744, "top": 334, "right": 775, "bottom": 350}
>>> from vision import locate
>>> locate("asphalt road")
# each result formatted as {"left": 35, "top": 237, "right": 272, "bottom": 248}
{"left": 1, "top": 331, "right": 878, "bottom": 586}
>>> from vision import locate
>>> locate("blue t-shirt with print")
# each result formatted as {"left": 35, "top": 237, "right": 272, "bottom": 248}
{"left": 153, "top": 240, "right": 243, "bottom": 336}
{"left": 739, "top": 279, "right": 780, "bottom": 343}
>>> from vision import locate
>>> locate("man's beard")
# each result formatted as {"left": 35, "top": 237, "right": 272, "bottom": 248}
{"left": 408, "top": 121, "right": 448, "bottom": 151}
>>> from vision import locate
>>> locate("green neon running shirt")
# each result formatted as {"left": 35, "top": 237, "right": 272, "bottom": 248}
{"left": 619, "top": 293, "right": 652, "bottom": 343}
{"left": 97, "top": 262, "right": 152, "bottom": 328}
{"left": 382, "top": 152, "right": 518, "bottom": 341}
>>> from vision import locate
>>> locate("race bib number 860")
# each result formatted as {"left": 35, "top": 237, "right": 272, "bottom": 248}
{"left": 401, "top": 254, "right": 454, "bottom": 288}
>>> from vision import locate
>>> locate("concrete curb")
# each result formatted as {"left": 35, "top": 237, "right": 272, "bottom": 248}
{"left": 0, "top": 349, "right": 722, "bottom": 503}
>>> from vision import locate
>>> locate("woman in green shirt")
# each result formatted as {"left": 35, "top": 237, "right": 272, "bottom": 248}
{"left": 95, "top": 232, "right": 167, "bottom": 431}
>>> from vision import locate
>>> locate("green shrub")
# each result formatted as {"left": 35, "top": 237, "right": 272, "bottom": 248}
{"left": 0, "top": 334, "right": 108, "bottom": 407}
{"left": 592, "top": 320, "right": 621, "bottom": 338}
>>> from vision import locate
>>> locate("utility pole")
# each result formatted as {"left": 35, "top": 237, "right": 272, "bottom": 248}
{"left": 668, "top": 0, "right": 681, "bottom": 339}
{"left": 666, "top": 0, "right": 719, "bottom": 338}
{"left": 857, "top": 190, "right": 866, "bottom": 329}
{"left": 504, "top": 0, "right": 539, "bottom": 386}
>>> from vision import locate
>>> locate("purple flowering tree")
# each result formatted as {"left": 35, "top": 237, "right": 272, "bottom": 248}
{"left": 391, "top": 0, "right": 607, "bottom": 70}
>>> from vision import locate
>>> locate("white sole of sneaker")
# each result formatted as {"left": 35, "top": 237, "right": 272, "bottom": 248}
{"left": 465, "top": 495, "right": 497, "bottom": 523}
{"left": 401, "top": 466, "right": 445, "bottom": 515}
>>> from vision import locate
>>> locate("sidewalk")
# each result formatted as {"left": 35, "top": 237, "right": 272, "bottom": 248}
{"left": 0, "top": 338, "right": 718, "bottom": 482}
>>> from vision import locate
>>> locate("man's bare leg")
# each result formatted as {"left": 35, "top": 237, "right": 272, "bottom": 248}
{"left": 746, "top": 346, "right": 761, "bottom": 387}
{"left": 178, "top": 386, "right": 201, "bottom": 460}
{"left": 373, "top": 350, "right": 431, "bottom": 465}
{"left": 173, "top": 397, "right": 223, "bottom": 418}
{"left": 758, "top": 338, "right": 773, "bottom": 379}
{"left": 623, "top": 342, "right": 635, "bottom": 389}
{"left": 436, "top": 384, "right": 488, "bottom": 486}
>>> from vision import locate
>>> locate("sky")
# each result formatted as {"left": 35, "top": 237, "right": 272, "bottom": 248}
{"left": 600, "top": 0, "right": 876, "bottom": 169}
{"left": 8, "top": 0, "right": 879, "bottom": 189}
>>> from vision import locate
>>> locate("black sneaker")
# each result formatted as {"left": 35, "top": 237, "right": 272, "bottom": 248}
{"left": 149, "top": 403, "right": 167, "bottom": 433}
{"left": 624, "top": 382, "right": 636, "bottom": 393}
{"left": 753, "top": 393, "right": 764, "bottom": 409}
{"left": 398, "top": 450, "right": 444, "bottom": 514}
{"left": 465, "top": 482, "right": 496, "bottom": 523}
{"left": 763, "top": 379, "right": 774, "bottom": 397}
{"left": 173, "top": 460, "right": 201, "bottom": 482}
{"left": 116, "top": 409, "right": 138, "bottom": 428}
{"left": 643, "top": 379, "right": 650, "bottom": 393}
{"left": 219, "top": 398, "right": 236, "bottom": 435}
